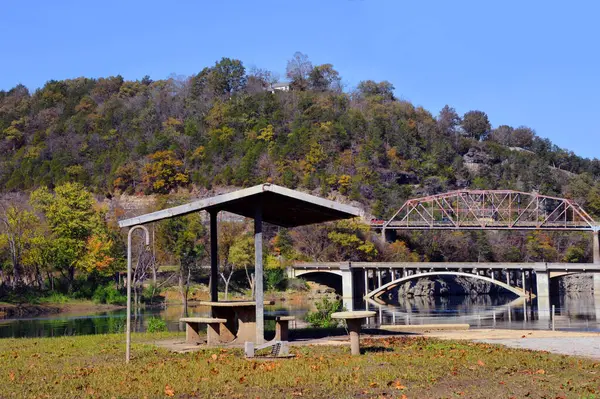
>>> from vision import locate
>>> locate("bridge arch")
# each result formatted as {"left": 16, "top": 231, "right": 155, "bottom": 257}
{"left": 293, "top": 270, "right": 343, "bottom": 294}
{"left": 366, "top": 271, "right": 527, "bottom": 300}
{"left": 293, "top": 269, "right": 342, "bottom": 278}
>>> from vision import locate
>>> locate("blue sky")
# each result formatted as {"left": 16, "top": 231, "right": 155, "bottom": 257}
{"left": 1, "top": 0, "right": 598, "bottom": 158}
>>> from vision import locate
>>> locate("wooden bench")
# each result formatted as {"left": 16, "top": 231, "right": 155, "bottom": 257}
{"left": 180, "top": 317, "right": 227, "bottom": 345}
{"left": 265, "top": 315, "right": 295, "bottom": 341}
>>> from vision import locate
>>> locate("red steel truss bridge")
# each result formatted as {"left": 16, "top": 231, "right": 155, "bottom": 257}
{"left": 372, "top": 190, "right": 598, "bottom": 232}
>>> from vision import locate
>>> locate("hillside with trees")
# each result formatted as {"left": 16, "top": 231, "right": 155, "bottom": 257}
{"left": 1, "top": 52, "right": 599, "bottom": 296}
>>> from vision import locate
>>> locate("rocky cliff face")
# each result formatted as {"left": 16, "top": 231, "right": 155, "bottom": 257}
{"left": 386, "top": 275, "right": 507, "bottom": 299}
{"left": 554, "top": 273, "right": 593, "bottom": 294}
{"left": 382, "top": 273, "right": 593, "bottom": 300}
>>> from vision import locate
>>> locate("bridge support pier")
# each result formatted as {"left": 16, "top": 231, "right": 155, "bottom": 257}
{"left": 536, "top": 270, "right": 550, "bottom": 321}
{"left": 340, "top": 263, "right": 354, "bottom": 311}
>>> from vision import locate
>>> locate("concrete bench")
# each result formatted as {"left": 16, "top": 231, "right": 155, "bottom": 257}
{"left": 265, "top": 315, "right": 295, "bottom": 341}
{"left": 180, "top": 317, "right": 227, "bottom": 345}
{"left": 331, "top": 311, "right": 376, "bottom": 355}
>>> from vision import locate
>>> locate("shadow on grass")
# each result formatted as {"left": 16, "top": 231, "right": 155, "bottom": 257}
{"left": 263, "top": 327, "right": 418, "bottom": 342}
{"left": 361, "top": 346, "right": 394, "bottom": 354}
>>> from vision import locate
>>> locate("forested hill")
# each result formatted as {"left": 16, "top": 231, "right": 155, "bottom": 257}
{"left": 1, "top": 53, "right": 599, "bottom": 220}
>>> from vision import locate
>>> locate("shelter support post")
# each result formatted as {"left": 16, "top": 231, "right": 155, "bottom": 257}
{"left": 209, "top": 210, "right": 219, "bottom": 302}
{"left": 254, "top": 205, "right": 264, "bottom": 344}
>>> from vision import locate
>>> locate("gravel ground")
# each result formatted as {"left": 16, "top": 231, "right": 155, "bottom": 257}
{"left": 476, "top": 337, "right": 600, "bottom": 359}
{"left": 415, "top": 328, "right": 600, "bottom": 360}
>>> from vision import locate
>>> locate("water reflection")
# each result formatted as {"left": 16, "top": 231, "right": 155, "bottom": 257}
{"left": 3, "top": 294, "right": 600, "bottom": 338}
{"left": 363, "top": 293, "right": 600, "bottom": 332}
{"left": 0, "top": 302, "right": 312, "bottom": 339}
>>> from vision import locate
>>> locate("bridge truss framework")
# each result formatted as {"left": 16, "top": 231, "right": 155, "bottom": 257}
{"left": 376, "top": 190, "right": 597, "bottom": 231}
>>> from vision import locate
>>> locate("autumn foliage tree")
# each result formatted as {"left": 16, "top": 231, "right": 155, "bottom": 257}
{"left": 142, "top": 150, "right": 189, "bottom": 194}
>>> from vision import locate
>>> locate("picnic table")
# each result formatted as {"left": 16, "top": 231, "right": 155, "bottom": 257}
{"left": 331, "top": 311, "right": 376, "bottom": 355}
{"left": 198, "top": 300, "right": 274, "bottom": 343}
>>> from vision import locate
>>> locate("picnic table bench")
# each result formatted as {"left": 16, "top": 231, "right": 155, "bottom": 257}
{"left": 265, "top": 315, "right": 295, "bottom": 341}
{"left": 180, "top": 317, "right": 227, "bottom": 345}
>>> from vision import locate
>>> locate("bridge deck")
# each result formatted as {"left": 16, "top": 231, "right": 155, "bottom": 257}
{"left": 292, "top": 262, "right": 600, "bottom": 272}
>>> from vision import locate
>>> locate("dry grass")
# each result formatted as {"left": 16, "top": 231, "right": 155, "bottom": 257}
{"left": 0, "top": 333, "right": 599, "bottom": 398}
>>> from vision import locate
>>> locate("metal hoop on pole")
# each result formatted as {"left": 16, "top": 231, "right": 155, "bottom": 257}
{"left": 126, "top": 225, "right": 150, "bottom": 363}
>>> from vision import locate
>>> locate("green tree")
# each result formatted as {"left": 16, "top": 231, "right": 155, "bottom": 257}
{"left": 309, "top": 64, "right": 341, "bottom": 92}
{"left": 158, "top": 213, "right": 205, "bottom": 313}
{"left": 228, "top": 234, "right": 255, "bottom": 296}
{"left": 209, "top": 57, "right": 247, "bottom": 96}
{"left": 0, "top": 205, "right": 39, "bottom": 287}
{"left": 461, "top": 110, "right": 491, "bottom": 140}
{"left": 30, "top": 182, "right": 113, "bottom": 291}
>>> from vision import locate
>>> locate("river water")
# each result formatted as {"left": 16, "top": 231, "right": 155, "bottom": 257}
{"left": 2, "top": 293, "right": 600, "bottom": 338}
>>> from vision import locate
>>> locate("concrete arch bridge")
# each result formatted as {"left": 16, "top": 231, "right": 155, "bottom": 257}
{"left": 289, "top": 262, "right": 600, "bottom": 316}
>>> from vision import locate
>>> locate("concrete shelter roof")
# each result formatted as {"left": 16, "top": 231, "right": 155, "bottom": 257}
{"left": 117, "top": 183, "right": 362, "bottom": 228}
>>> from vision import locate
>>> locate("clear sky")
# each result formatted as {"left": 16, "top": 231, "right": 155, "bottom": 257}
{"left": 1, "top": 0, "right": 598, "bottom": 158}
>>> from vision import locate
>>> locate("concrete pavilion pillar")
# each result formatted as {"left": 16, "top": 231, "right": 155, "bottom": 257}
{"left": 535, "top": 269, "right": 550, "bottom": 321}
{"left": 340, "top": 262, "right": 354, "bottom": 311}
{"left": 592, "top": 231, "right": 600, "bottom": 305}
{"left": 209, "top": 210, "right": 219, "bottom": 302}
{"left": 377, "top": 269, "right": 382, "bottom": 288}
{"left": 254, "top": 205, "right": 264, "bottom": 344}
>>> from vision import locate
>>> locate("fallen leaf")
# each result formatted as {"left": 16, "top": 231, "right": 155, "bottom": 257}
{"left": 369, "top": 382, "right": 378, "bottom": 388}
{"left": 535, "top": 369, "right": 546, "bottom": 374}
{"left": 164, "top": 385, "right": 175, "bottom": 397}
{"left": 477, "top": 360, "right": 485, "bottom": 367}
{"left": 387, "top": 379, "right": 406, "bottom": 390}
{"left": 211, "top": 354, "right": 218, "bottom": 361}
{"left": 9, "top": 372, "right": 15, "bottom": 381}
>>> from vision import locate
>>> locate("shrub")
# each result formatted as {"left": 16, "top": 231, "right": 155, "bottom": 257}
{"left": 92, "top": 285, "right": 126, "bottom": 305}
{"left": 38, "top": 292, "right": 71, "bottom": 304}
{"left": 265, "top": 268, "right": 287, "bottom": 291}
{"left": 286, "top": 278, "right": 309, "bottom": 292}
{"left": 305, "top": 297, "right": 343, "bottom": 328}
{"left": 147, "top": 317, "right": 168, "bottom": 332}
{"left": 142, "top": 284, "right": 162, "bottom": 304}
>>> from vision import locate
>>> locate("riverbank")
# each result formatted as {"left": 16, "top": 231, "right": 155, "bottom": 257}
{"left": 0, "top": 301, "right": 124, "bottom": 319}
{"left": 2, "top": 332, "right": 600, "bottom": 398}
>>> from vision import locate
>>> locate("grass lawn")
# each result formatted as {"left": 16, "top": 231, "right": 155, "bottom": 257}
{"left": 1, "top": 333, "right": 599, "bottom": 399}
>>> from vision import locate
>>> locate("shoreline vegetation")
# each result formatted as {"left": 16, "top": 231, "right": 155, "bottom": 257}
{"left": 0, "top": 281, "right": 333, "bottom": 320}
{"left": 1, "top": 332, "right": 599, "bottom": 398}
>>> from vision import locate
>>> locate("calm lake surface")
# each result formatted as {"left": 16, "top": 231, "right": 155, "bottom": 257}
{"left": 2, "top": 293, "right": 600, "bottom": 338}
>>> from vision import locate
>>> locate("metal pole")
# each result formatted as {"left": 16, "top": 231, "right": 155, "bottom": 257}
{"left": 209, "top": 210, "right": 219, "bottom": 302}
{"left": 254, "top": 205, "right": 264, "bottom": 344}
{"left": 126, "top": 225, "right": 150, "bottom": 364}
{"left": 552, "top": 305, "right": 555, "bottom": 331}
